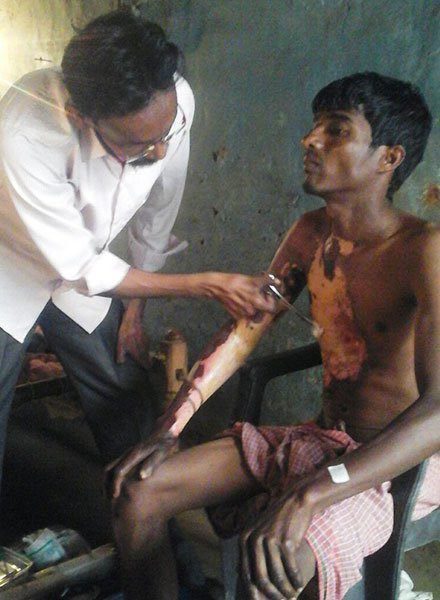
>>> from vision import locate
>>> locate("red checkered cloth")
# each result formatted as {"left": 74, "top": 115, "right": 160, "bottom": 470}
{"left": 208, "top": 422, "right": 439, "bottom": 600}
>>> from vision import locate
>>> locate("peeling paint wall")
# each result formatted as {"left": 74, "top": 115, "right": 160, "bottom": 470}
{"left": 0, "top": 1, "right": 117, "bottom": 91}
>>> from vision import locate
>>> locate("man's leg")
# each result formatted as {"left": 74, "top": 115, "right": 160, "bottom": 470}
{"left": 112, "top": 437, "right": 260, "bottom": 600}
{"left": 112, "top": 436, "right": 317, "bottom": 600}
{"left": 0, "top": 327, "right": 31, "bottom": 490}
{"left": 39, "top": 300, "right": 157, "bottom": 462}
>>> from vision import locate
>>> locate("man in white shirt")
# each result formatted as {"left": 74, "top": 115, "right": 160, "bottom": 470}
{"left": 0, "top": 10, "right": 275, "bottom": 480}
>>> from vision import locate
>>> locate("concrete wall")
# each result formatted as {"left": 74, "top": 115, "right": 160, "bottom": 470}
{"left": 135, "top": 0, "right": 439, "bottom": 435}
{"left": 0, "top": 0, "right": 117, "bottom": 92}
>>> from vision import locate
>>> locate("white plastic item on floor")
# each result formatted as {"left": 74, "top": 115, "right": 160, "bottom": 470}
{"left": 399, "top": 570, "right": 433, "bottom": 600}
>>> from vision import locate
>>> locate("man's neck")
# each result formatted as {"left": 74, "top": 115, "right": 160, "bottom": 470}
{"left": 323, "top": 187, "right": 402, "bottom": 245}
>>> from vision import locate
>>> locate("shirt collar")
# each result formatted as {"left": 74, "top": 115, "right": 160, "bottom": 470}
{"left": 79, "top": 125, "right": 108, "bottom": 162}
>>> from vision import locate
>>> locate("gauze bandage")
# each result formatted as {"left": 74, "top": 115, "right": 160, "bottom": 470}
{"left": 328, "top": 463, "right": 350, "bottom": 484}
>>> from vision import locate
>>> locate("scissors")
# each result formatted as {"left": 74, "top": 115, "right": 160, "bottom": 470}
{"left": 264, "top": 273, "right": 323, "bottom": 337}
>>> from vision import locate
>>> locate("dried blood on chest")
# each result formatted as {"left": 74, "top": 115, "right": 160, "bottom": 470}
{"left": 308, "top": 237, "right": 368, "bottom": 388}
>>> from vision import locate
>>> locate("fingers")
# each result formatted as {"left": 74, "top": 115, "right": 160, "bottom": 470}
{"left": 105, "top": 446, "right": 152, "bottom": 499}
{"left": 128, "top": 333, "right": 151, "bottom": 369}
{"left": 117, "top": 304, "right": 149, "bottom": 366}
{"left": 105, "top": 461, "right": 129, "bottom": 500}
{"left": 252, "top": 537, "right": 285, "bottom": 600}
{"left": 118, "top": 329, "right": 151, "bottom": 369}
{"left": 105, "top": 434, "right": 177, "bottom": 498}
{"left": 224, "top": 302, "right": 259, "bottom": 322}
{"left": 241, "top": 534, "right": 263, "bottom": 600}
{"left": 247, "top": 583, "right": 268, "bottom": 600}
{"left": 266, "top": 538, "right": 298, "bottom": 598}
{"left": 139, "top": 435, "right": 178, "bottom": 479}
{"left": 104, "top": 455, "right": 122, "bottom": 474}
{"left": 241, "top": 530, "right": 303, "bottom": 600}
{"left": 212, "top": 273, "right": 277, "bottom": 318}
{"left": 253, "top": 293, "right": 277, "bottom": 314}
{"left": 243, "top": 275, "right": 277, "bottom": 315}
{"left": 225, "top": 289, "right": 276, "bottom": 320}
{"left": 242, "top": 533, "right": 284, "bottom": 600}
{"left": 139, "top": 449, "right": 163, "bottom": 479}
{"left": 280, "top": 539, "right": 304, "bottom": 592}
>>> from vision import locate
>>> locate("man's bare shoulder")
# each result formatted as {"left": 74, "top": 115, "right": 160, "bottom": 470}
{"left": 395, "top": 217, "right": 440, "bottom": 290}
{"left": 400, "top": 216, "right": 440, "bottom": 254}
{"left": 410, "top": 221, "right": 440, "bottom": 274}
{"left": 297, "top": 207, "right": 329, "bottom": 236}
{"left": 416, "top": 221, "right": 440, "bottom": 245}
{"left": 271, "top": 208, "right": 328, "bottom": 273}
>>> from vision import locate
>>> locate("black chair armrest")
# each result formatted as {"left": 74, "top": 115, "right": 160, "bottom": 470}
{"left": 364, "top": 461, "right": 427, "bottom": 599}
{"left": 405, "top": 505, "right": 440, "bottom": 551}
{"left": 234, "top": 342, "right": 322, "bottom": 424}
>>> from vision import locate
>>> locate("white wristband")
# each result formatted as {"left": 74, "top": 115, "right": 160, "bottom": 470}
{"left": 328, "top": 463, "right": 350, "bottom": 484}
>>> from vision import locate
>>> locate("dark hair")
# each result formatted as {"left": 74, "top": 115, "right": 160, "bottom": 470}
{"left": 312, "top": 72, "right": 432, "bottom": 198}
{"left": 61, "top": 9, "right": 183, "bottom": 120}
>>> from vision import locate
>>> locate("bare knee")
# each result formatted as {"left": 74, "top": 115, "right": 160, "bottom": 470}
{"left": 112, "top": 476, "right": 168, "bottom": 526}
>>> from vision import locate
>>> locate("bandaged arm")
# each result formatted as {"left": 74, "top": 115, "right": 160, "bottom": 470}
{"left": 155, "top": 218, "right": 309, "bottom": 437}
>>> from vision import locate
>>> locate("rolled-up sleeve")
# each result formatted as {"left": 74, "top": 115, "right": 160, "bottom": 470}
{"left": 0, "top": 130, "right": 130, "bottom": 296}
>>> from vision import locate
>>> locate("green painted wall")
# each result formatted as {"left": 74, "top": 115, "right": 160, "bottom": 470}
{"left": 134, "top": 0, "right": 439, "bottom": 435}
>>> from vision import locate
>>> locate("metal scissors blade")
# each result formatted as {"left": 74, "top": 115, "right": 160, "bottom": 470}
{"left": 264, "top": 280, "right": 322, "bottom": 337}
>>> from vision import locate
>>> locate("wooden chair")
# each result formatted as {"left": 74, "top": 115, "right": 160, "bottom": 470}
{"left": 222, "top": 342, "right": 440, "bottom": 599}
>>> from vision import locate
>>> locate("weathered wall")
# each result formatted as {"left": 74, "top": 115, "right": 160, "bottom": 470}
{"left": 0, "top": 0, "right": 117, "bottom": 92}
{"left": 134, "top": 0, "right": 439, "bottom": 435}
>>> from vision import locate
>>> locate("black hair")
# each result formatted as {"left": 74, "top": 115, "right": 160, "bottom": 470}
{"left": 61, "top": 9, "right": 183, "bottom": 120}
{"left": 312, "top": 72, "right": 432, "bottom": 198}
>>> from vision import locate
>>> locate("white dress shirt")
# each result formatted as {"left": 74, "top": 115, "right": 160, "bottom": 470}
{"left": 0, "top": 67, "right": 194, "bottom": 342}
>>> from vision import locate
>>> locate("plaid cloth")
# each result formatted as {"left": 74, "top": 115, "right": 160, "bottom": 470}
{"left": 208, "top": 422, "right": 440, "bottom": 600}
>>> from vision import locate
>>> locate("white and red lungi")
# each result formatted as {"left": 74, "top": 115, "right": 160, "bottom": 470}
{"left": 208, "top": 422, "right": 440, "bottom": 600}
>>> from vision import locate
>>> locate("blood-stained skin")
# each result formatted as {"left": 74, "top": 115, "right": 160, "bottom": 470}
{"left": 268, "top": 209, "right": 327, "bottom": 310}
{"left": 199, "top": 320, "right": 236, "bottom": 361}
{"left": 158, "top": 379, "right": 192, "bottom": 432}
{"left": 159, "top": 316, "right": 274, "bottom": 436}
{"left": 282, "top": 263, "right": 307, "bottom": 302}
{"left": 322, "top": 237, "right": 340, "bottom": 280}
{"left": 158, "top": 320, "right": 237, "bottom": 430}
{"left": 308, "top": 235, "right": 367, "bottom": 388}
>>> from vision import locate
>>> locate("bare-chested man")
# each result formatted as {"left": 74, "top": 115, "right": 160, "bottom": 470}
{"left": 106, "top": 72, "right": 440, "bottom": 600}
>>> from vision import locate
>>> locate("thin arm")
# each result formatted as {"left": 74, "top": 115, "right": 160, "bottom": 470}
{"left": 154, "top": 218, "right": 309, "bottom": 438}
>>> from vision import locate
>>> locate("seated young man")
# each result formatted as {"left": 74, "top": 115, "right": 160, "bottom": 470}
{"left": 106, "top": 72, "right": 440, "bottom": 600}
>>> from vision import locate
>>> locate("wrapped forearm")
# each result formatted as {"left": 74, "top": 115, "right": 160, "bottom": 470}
{"left": 156, "top": 217, "right": 310, "bottom": 438}
{"left": 157, "top": 313, "right": 275, "bottom": 437}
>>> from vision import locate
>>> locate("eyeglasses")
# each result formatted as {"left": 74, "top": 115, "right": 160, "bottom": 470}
{"left": 125, "top": 104, "right": 186, "bottom": 164}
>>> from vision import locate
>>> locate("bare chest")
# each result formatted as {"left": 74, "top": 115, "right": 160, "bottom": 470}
{"left": 307, "top": 235, "right": 416, "bottom": 388}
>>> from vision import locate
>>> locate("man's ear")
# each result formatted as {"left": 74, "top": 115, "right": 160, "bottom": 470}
{"left": 65, "top": 102, "right": 92, "bottom": 130}
{"left": 378, "top": 145, "right": 406, "bottom": 174}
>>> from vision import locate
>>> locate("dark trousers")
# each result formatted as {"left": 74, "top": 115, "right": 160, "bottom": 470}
{"left": 0, "top": 299, "right": 157, "bottom": 486}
